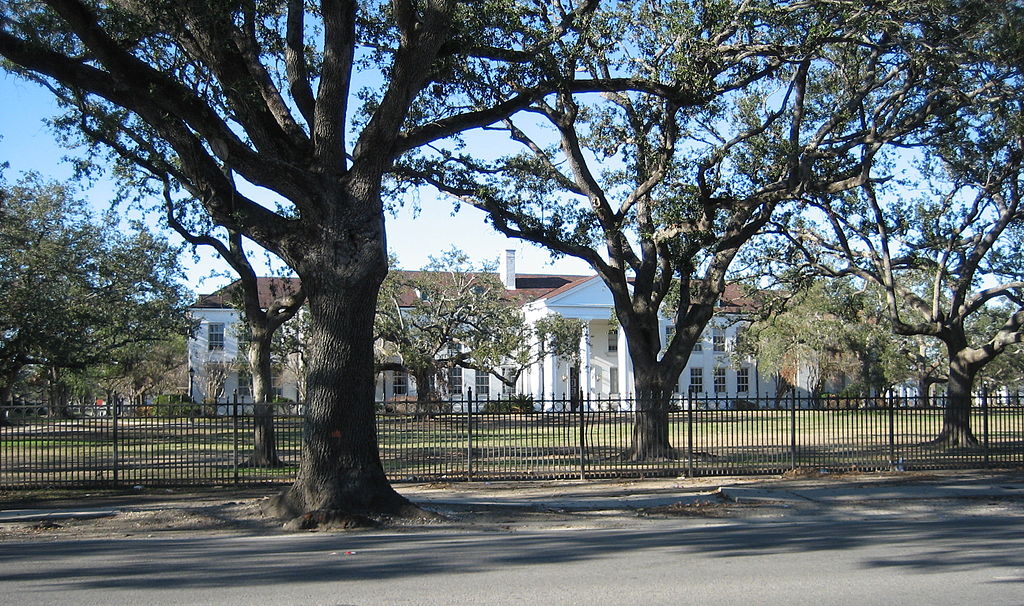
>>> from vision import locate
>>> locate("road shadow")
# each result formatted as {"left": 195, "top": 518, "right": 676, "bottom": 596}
{"left": 1, "top": 509, "right": 1022, "bottom": 591}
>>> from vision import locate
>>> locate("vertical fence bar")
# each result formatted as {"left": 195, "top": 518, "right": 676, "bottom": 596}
{"left": 982, "top": 388, "right": 990, "bottom": 468}
{"left": 232, "top": 392, "right": 240, "bottom": 485}
{"left": 578, "top": 393, "right": 587, "bottom": 480}
{"left": 686, "top": 396, "right": 694, "bottom": 478}
{"left": 111, "top": 399, "right": 120, "bottom": 487}
{"left": 888, "top": 393, "right": 896, "bottom": 469}
{"left": 466, "top": 388, "right": 474, "bottom": 480}
{"left": 790, "top": 391, "right": 798, "bottom": 471}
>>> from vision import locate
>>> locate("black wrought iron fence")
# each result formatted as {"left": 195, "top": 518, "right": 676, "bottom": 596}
{"left": 1, "top": 392, "right": 1022, "bottom": 488}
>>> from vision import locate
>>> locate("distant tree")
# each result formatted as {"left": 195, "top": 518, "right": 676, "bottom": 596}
{"left": 96, "top": 335, "right": 189, "bottom": 409}
{"left": 0, "top": 173, "right": 191, "bottom": 416}
{"left": 782, "top": 96, "right": 1024, "bottom": 445}
{"left": 375, "top": 248, "right": 582, "bottom": 409}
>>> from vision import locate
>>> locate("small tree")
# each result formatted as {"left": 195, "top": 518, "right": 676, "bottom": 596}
{"left": 375, "top": 249, "right": 582, "bottom": 409}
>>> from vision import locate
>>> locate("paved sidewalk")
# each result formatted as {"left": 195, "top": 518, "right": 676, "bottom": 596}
{"left": 2, "top": 469, "right": 1021, "bottom": 523}
{"left": 401, "top": 469, "right": 1024, "bottom": 511}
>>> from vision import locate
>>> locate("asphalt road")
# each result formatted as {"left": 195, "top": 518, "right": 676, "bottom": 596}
{"left": 2, "top": 507, "right": 1022, "bottom": 606}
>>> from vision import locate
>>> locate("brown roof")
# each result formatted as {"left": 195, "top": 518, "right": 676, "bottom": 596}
{"left": 716, "top": 283, "right": 760, "bottom": 313}
{"left": 194, "top": 277, "right": 302, "bottom": 309}
{"left": 194, "top": 274, "right": 759, "bottom": 312}
{"left": 507, "top": 273, "right": 592, "bottom": 302}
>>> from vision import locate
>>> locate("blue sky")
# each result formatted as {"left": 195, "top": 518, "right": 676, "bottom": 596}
{"left": 0, "top": 74, "right": 592, "bottom": 295}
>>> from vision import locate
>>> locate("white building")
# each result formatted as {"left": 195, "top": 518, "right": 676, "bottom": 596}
{"left": 189, "top": 278, "right": 303, "bottom": 406}
{"left": 189, "top": 253, "right": 776, "bottom": 408}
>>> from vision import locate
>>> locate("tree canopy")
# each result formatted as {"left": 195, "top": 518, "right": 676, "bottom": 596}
{"left": 0, "top": 171, "right": 192, "bottom": 406}
{"left": 777, "top": 83, "right": 1024, "bottom": 444}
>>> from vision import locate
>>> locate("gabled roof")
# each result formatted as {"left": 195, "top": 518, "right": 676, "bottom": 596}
{"left": 383, "top": 271, "right": 590, "bottom": 307}
{"left": 507, "top": 273, "right": 592, "bottom": 302}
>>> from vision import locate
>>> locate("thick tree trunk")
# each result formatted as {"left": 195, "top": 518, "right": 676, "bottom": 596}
{"left": 627, "top": 372, "right": 676, "bottom": 460}
{"left": 245, "top": 335, "right": 282, "bottom": 467}
{"left": 413, "top": 368, "right": 441, "bottom": 415}
{"left": 268, "top": 258, "right": 421, "bottom": 527}
{"left": 916, "top": 377, "right": 933, "bottom": 408}
{"left": 931, "top": 356, "right": 980, "bottom": 447}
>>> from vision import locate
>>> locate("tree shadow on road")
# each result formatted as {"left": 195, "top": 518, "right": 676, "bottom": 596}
{"left": 0, "top": 509, "right": 1022, "bottom": 591}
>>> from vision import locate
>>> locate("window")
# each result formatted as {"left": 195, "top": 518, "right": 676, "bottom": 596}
{"left": 271, "top": 371, "right": 285, "bottom": 398}
{"left": 475, "top": 370, "right": 490, "bottom": 398}
{"left": 664, "top": 324, "right": 675, "bottom": 345}
{"left": 207, "top": 322, "right": 225, "bottom": 351}
{"left": 713, "top": 328, "right": 726, "bottom": 352}
{"left": 608, "top": 327, "right": 618, "bottom": 353}
{"left": 737, "top": 367, "right": 749, "bottom": 394}
{"left": 236, "top": 369, "right": 252, "bottom": 399}
{"left": 610, "top": 367, "right": 619, "bottom": 394}
{"left": 689, "top": 367, "right": 704, "bottom": 394}
{"left": 392, "top": 371, "right": 408, "bottom": 396}
{"left": 693, "top": 340, "right": 703, "bottom": 353}
{"left": 714, "top": 367, "right": 727, "bottom": 394}
{"left": 448, "top": 366, "right": 463, "bottom": 396}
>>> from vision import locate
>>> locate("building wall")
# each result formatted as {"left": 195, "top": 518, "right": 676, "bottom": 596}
{"left": 187, "top": 308, "right": 301, "bottom": 404}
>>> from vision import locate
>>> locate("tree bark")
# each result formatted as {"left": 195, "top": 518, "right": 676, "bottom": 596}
{"left": 931, "top": 354, "right": 980, "bottom": 447}
{"left": 245, "top": 333, "right": 282, "bottom": 467}
{"left": 627, "top": 368, "right": 676, "bottom": 460}
{"left": 412, "top": 368, "right": 441, "bottom": 415}
{"left": 268, "top": 238, "right": 420, "bottom": 526}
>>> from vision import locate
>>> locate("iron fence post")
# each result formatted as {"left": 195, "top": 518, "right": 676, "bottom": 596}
{"left": 790, "top": 391, "right": 798, "bottom": 471}
{"left": 466, "top": 388, "right": 474, "bottom": 480}
{"left": 578, "top": 392, "right": 587, "bottom": 480}
{"left": 232, "top": 392, "right": 240, "bottom": 485}
{"left": 982, "top": 387, "right": 990, "bottom": 468}
{"left": 112, "top": 397, "right": 120, "bottom": 487}
{"left": 686, "top": 394, "right": 694, "bottom": 478}
{"left": 888, "top": 393, "right": 896, "bottom": 468}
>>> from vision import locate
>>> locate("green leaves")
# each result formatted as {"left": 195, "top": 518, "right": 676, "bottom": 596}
{"left": 0, "top": 172, "right": 192, "bottom": 387}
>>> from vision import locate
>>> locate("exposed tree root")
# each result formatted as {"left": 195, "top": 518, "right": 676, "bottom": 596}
{"left": 264, "top": 485, "right": 445, "bottom": 531}
{"left": 921, "top": 427, "right": 980, "bottom": 449}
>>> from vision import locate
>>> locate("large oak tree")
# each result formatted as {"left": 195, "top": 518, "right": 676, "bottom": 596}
{"left": 0, "top": 0, "right": 611, "bottom": 523}
{"left": 781, "top": 100, "right": 1024, "bottom": 446}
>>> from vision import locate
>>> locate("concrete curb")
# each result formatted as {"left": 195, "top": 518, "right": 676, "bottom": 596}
{"left": 0, "top": 509, "right": 118, "bottom": 523}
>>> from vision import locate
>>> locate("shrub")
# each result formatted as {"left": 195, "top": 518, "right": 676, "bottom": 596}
{"left": 483, "top": 394, "right": 536, "bottom": 413}
{"left": 152, "top": 394, "right": 200, "bottom": 417}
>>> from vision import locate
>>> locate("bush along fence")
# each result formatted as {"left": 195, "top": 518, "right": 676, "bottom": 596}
{"left": 1, "top": 391, "right": 1022, "bottom": 488}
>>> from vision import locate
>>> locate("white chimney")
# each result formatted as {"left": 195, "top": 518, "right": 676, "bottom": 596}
{"left": 500, "top": 249, "right": 516, "bottom": 289}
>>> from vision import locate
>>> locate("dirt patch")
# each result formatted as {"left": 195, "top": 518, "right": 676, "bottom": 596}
{"left": 0, "top": 496, "right": 281, "bottom": 541}
{"left": 3, "top": 469, "right": 1021, "bottom": 540}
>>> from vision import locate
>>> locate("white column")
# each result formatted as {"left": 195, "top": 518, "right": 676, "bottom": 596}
{"left": 580, "top": 321, "right": 592, "bottom": 406}
{"left": 543, "top": 352, "right": 558, "bottom": 409}
{"left": 530, "top": 333, "right": 545, "bottom": 398}
{"left": 617, "top": 326, "right": 632, "bottom": 409}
